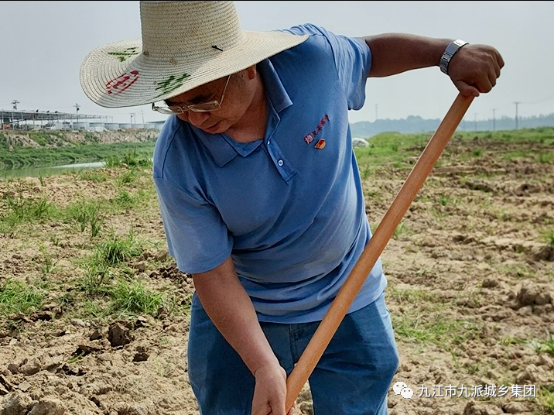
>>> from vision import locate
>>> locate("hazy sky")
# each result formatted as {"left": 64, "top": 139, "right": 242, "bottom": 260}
{"left": 1, "top": 1, "right": 551, "bottom": 126}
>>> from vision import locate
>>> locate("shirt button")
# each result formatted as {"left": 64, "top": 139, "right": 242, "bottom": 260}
{"left": 267, "top": 140, "right": 271, "bottom": 145}
{"left": 278, "top": 159, "right": 284, "bottom": 167}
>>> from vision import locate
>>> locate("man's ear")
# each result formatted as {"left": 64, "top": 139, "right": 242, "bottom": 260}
{"left": 246, "top": 65, "right": 257, "bottom": 80}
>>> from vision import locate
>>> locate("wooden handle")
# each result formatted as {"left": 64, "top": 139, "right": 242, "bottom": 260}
{"left": 285, "top": 93, "right": 474, "bottom": 410}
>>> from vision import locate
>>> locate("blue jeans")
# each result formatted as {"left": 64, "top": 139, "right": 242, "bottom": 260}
{"left": 188, "top": 291, "right": 399, "bottom": 415}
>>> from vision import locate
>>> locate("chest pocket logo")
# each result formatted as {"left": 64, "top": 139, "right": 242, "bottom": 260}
{"left": 303, "top": 114, "right": 330, "bottom": 146}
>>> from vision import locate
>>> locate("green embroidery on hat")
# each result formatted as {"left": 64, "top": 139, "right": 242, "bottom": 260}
{"left": 154, "top": 73, "right": 191, "bottom": 98}
{"left": 108, "top": 47, "right": 140, "bottom": 62}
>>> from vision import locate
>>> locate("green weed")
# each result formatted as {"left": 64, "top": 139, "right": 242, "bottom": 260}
{"left": 534, "top": 331, "right": 554, "bottom": 356}
{"left": 541, "top": 229, "right": 554, "bottom": 248}
{"left": 109, "top": 279, "right": 168, "bottom": 317}
{"left": 94, "top": 231, "right": 142, "bottom": 266}
{"left": 0, "top": 278, "right": 44, "bottom": 316}
{"left": 539, "top": 386, "right": 554, "bottom": 414}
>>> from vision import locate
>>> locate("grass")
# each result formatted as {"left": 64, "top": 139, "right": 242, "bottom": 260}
{"left": 0, "top": 278, "right": 44, "bottom": 315}
{"left": 541, "top": 229, "right": 554, "bottom": 248}
{"left": 0, "top": 137, "right": 156, "bottom": 170}
{"left": 0, "top": 151, "right": 168, "bottom": 329}
{"left": 540, "top": 387, "right": 554, "bottom": 414}
{"left": 533, "top": 331, "right": 554, "bottom": 356}
{"left": 110, "top": 279, "right": 170, "bottom": 317}
{"left": 66, "top": 200, "right": 103, "bottom": 236}
{"left": 392, "top": 311, "right": 481, "bottom": 351}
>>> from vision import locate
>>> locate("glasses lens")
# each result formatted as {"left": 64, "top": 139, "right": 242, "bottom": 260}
{"left": 152, "top": 103, "right": 178, "bottom": 114}
{"left": 187, "top": 101, "right": 221, "bottom": 112}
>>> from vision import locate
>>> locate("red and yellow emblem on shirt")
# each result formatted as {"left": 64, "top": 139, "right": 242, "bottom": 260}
{"left": 314, "top": 139, "right": 326, "bottom": 149}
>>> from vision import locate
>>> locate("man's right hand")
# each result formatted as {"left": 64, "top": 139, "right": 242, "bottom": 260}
{"left": 251, "top": 363, "right": 290, "bottom": 415}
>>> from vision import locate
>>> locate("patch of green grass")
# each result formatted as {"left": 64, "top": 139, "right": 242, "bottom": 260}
{"left": 539, "top": 386, "right": 554, "bottom": 414}
{"left": 65, "top": 200, "right": 103, "bottom": 237}
{"left": 436, "top": 193, "right": 452, "bottom": 206}
{"left": 359, "top": 162, "right": 372, "bottom": 180}
{"left": 390, "top": 285, "right": 483, "bottom": 350}
{"left": 94, "top": 230, "right": 142, "bottom": 266}
{"left": 105, "top": 148, "right": 153, "bottom": 169}
{"left": 392, "top": 311, "right": 480, "bottom": 351}
{"left": 4, "top": 192, "right": 54, "bottom": 224}
{"left": 472, "top": 148, "right": 483, "bottom": 157}
{"left": 78, "top": 262, "right": 115, "bottom": 295}
{"left": 539, "top": 151, "right": 553, "bottom": 164}
{"left": 37, "top": 244, "right": 57, "bottom": 276}
{"left": 533, "top": 331, "right": 554, "bottom": 356}
{"left": 109, "top": 279, "right": 169, "bottom": 317}
{"left": 387, "top": 287, "right": 439, "bottom": 304}
{"left": 0, "top": 137, "right": 156, "bottom": 170}
{"left": 392, "top": 220, "right": 409, "bottom": 238}
{"left": 112, "top": 190, "right": 135, "bottom": 209}
{"left": 541, "top": 229, "right": 554, "bottom": 248}
{"left": 117, "top": 170, "right": 138, "bottom": 185}
{"left": 77, "top": 169, "right": 109, "bottom": 183}
{"left": 498, "top": 336, "right": 527, "bottom": 346}
{"left": 76, "top": 299, "right": 111, "bottom": 319}
{"left": 0, "top": 278, "right": 44, "bottom": 316}
{"left": 497, "top": 263, "right": 536, "bottom": 280}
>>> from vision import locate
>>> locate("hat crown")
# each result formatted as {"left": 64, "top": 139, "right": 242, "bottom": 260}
{"left": 140, "top": 1, "right": 244, "bottom": 58}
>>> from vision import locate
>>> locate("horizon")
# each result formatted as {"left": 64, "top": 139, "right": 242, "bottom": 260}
{"left": 1, "top": 2, "right": 554, "bottom": 126}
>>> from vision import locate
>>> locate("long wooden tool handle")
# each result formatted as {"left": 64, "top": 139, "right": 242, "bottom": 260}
{"left": 285, "top": 93, "right": 474, "bottom": 410}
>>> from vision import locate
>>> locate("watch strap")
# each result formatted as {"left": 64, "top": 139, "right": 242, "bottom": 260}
{"left": 439, "top": 39, "right": 469, "bottom": 75}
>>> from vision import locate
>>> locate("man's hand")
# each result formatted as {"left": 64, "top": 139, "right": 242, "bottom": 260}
{"left": 251, "top": 363, "right": 292, "bottom": 415}
{"left": 448, "top": 43, "right": 505, "bottom": 97}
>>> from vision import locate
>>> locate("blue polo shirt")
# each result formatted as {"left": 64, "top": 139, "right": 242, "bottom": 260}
{"left": 153, "top": 24, "right": 386, "bottom": 323}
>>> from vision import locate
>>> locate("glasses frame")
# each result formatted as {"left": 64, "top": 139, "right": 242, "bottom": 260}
{"left": 152, "top": 75, "right": 232, "bottom": 115}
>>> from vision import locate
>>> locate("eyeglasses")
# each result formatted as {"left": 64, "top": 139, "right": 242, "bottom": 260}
{"left": 152, "top": 75, "right": 231, "bottom": 115}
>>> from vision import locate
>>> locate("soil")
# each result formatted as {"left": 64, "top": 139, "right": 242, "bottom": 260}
{"left": 0, "top": 134, "right": 553, "bottom": 415}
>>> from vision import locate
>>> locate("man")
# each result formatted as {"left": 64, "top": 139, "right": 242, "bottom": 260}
{"left": 80, "top": 2, "right": 503, "bottom": 414}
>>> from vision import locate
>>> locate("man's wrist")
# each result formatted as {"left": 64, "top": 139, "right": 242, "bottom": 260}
{"left": 439, "top": 39, "right": 469, "bottom": 75}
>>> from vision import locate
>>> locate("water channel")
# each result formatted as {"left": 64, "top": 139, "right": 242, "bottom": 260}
{"left": 0, "top": 161, "right": 105, "bottom": 180}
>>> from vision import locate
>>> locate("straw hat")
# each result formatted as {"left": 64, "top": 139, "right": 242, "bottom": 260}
{"left": 80, "top": 1, "right": 308, "bottom": 108}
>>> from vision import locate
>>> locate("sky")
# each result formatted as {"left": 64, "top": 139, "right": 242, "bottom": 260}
{"left": 1, "top": 1, "right": 552, "bottom": 126}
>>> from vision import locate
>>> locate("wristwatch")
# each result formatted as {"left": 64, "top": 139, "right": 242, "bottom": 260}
{"left": 439, "top": 39, "right": 468, "bottom": 75}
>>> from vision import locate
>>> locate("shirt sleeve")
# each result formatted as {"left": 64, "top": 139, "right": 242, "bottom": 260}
{"left": 153, "top": 165, "right": 233, "bottom": 275}
{"left": 278, "top": 23, "right": 371, "bottom": 110}
{"left": 152, "top": 117, "right": 233, "bottom": 274}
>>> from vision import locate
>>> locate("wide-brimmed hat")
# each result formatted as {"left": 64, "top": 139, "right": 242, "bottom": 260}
{"left": 80, "top": 1, "right": 308, "bottom": 108}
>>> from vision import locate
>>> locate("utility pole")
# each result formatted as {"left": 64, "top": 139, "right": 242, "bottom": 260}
{"left": 492, "top": 109, "right": 496, "bottom": 132}
{"left": 375, "top": 104, "right": 378, "bottom": 122}
{"left": 514, "top": 102, "right": 520, "bottom": 130}
{"left": 74, "top": 103, "right": 80, "bottom": 128}
{"left": 10, "top": 100, "right": 20, "bottom": 129}
{"left": 130, "top": 113, "right": 136, "bottom": 126}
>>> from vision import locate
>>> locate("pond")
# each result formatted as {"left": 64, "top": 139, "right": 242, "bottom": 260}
{"left": 0, "top": 161, "right": 106, "bottom": 180}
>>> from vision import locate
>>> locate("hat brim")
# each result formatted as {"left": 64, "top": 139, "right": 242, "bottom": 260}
{"left": 80, "top": 31, "right": 308, "bottom": 109}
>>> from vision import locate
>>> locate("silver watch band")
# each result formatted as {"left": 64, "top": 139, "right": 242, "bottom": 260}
{"left": 439, "top": 39, "right": 469, "bottom": 75}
